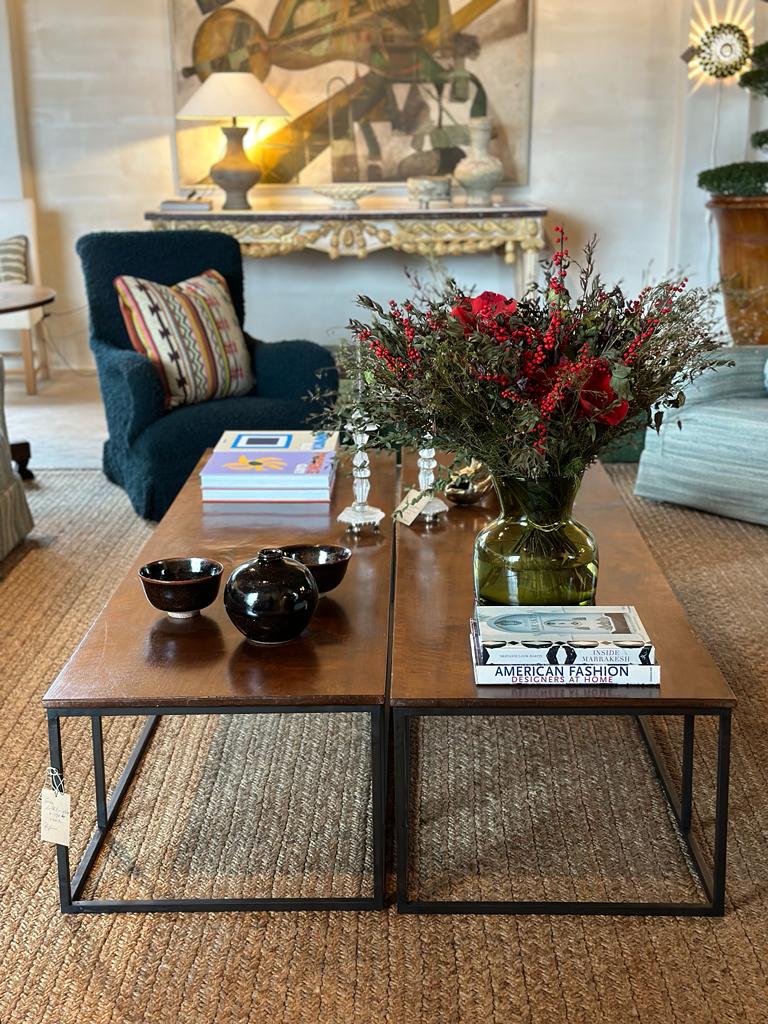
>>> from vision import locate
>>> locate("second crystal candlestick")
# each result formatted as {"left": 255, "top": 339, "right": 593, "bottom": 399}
{"left": 417, "top": 437, "right": 449, "bottom": 523}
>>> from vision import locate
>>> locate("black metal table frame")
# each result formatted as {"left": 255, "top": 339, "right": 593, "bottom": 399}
{"left": 46, "top": 702, "right": 385, "bottom": 914}
{"left": 394, "top": 705, "right": 732, "bottom": 916}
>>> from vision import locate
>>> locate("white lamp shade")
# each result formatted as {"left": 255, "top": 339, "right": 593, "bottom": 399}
{"left": 177, "top": 72, "right": 287, "bottom": 120}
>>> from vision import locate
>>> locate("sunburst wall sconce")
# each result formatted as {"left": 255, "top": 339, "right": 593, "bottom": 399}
{"left": 681, "top": 0, "right": 754, "bottom": 91}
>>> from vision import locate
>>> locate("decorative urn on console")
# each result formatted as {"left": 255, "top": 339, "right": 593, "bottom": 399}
{"left": 453, "top": 117, "right": 503, "bottom": 207}
{"left": 340, "top": 230, "right": 726, "bottom": 605}
{"left": 224, "top": 548, "right": 319, "bottom": 644}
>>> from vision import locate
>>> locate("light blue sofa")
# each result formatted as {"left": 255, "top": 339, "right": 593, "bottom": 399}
{"left": 635, "top": 346, "right": 768, "bottom": 526}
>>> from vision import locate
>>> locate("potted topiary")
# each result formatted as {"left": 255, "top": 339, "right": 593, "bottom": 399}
{"left": 699, "top": 41, "right": 768, "bottom": 345}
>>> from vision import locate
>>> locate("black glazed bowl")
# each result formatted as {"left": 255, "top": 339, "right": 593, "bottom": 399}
{"left": 138, "top": 557, "right": 223, "bottom": 619}
{"left": 279, "top": 544, "right": 352, "bottom": 594}
{"left": 224, "top": 547, "right": 319, "bottom": 645}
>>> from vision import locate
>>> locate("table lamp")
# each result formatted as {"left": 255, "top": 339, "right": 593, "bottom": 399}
{"left": 177, "top": 72, "right": 288, "bottom": 209}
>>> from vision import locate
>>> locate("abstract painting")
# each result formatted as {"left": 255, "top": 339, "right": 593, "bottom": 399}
{"left": 170, "top": 0, "right": 532, "bottom": 187}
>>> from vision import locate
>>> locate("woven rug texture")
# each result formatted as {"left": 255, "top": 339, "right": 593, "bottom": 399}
{"left": 0, "top": 467, "right": 767, "bottom": 1024}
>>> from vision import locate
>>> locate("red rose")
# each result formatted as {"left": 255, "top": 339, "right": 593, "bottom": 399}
{"left": 450, "top": 299, "right": 476, "bottom": 330}
{"left": 578, "top": 366, "right": 629, "bottom": 426}
{"left": 470, "top": 291, "right": 518, "bottom": 318}
{"left": 451, "top": 291, "right": 517, "bottom": 332}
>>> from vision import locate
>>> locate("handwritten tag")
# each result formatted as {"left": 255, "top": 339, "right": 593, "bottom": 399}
{"left": 41, "top": 788, "right": 70, "bottom": 847}
{"left": 393, "top": 488, "right": 432, "bottom": 527}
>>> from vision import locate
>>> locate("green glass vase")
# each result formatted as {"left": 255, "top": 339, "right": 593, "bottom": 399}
{"left": 473, "top": 474, "right": 598, "bottom": 606}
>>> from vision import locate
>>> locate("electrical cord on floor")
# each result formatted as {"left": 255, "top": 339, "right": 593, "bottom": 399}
{"left": 705, "top": 82, "right": 723, "bottom": 286}
{"left": 40, "top": 314, "right": 97, "bottom": 378}
{"left": 44, "top": 303, "right": 87, "bottom": 319}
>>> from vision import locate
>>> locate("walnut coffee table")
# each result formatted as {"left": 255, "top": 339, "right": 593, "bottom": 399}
{"left": 43, "top": 454, "right": 736, "bottom": 918}
{"left": 42, "top": 453, "right": 395, "bottom": 914}
{"left": 391, "top": 462, "right": 736, "bottom": 917}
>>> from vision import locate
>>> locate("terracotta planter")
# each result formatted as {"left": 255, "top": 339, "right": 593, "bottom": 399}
{"left": 708, "top": 195, "right": 768, "bottom": 345}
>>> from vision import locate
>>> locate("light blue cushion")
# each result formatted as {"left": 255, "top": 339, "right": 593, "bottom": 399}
{"left": 683, "top": 345, "right": 768, "bottom": 405}
{"left": 635, "top": 398, "right": 768, "bottom": 525}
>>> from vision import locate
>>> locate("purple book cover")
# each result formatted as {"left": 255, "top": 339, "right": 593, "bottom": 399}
{"left": 201, "top": 449, "right": 335, "bottom": 485}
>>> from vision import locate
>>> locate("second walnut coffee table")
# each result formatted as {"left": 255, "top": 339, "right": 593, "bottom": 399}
{"left": 390, "top": 462, "right": 735, "bottom": 917}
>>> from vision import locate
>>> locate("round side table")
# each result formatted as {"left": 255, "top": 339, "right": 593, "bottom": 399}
{"left": 0, "top": 284, "right": 56, "bottom": 478}
{"left": 0, "top": 283, "right": 56, "bottom": 315}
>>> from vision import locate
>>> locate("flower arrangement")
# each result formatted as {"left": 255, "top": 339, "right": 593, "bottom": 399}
{"left": 338, "top": 229, "right": 727, "bottom": 605}
{"left": 344, "top": 229, "right": 725, "bottom": 483}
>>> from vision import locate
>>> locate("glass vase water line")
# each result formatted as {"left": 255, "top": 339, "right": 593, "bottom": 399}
{"left": 473, "top": 473, "right": 598, "bottom": 606}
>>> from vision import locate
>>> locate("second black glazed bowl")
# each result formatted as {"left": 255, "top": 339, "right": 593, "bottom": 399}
{"left": 279, "top": 544, "right": 352, "bottom": 594}
{"left": 138, "top": 557, "right": 223, "bottom": 619}
{"left": 224, "top": 548, "right": 319, "bottom": 645}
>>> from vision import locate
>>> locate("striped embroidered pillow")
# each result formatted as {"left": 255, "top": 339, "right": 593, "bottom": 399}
{"left": 0, "top": 235, "right": 28, "bottom": 283}
{"left": 114, "top": 269, "right": 254, "bottom": 409}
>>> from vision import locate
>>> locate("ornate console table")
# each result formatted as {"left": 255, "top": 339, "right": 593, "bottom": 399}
{"left": 145, "top": 201, "right": 548, "bottom": 289}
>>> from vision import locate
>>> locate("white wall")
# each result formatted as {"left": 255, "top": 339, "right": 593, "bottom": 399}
{"left": 0, "top": 2, "right": 23, "bottom": 198}
{"left": 6, "top": 0, "right": 762, "bottom": 367}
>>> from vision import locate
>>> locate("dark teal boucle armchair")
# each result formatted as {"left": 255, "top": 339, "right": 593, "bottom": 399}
{"left": 77, "top": 231, "right": 338, "bottom": 520}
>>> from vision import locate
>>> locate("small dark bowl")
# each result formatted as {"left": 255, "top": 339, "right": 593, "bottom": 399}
{"left": 279, "top": 544, "right": 352, "bottom": 594}
{"left": 138, "top": 557, "right": 223, "bottom": 619}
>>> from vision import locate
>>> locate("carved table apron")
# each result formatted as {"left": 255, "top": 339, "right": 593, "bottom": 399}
{"left": 145, "top": 202, "right": 548, "bottom": 291}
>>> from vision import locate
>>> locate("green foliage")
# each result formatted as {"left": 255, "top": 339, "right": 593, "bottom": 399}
{"left": 750, "top": 41, "right": 768, "bottom": 68}
{"left": 739, "top": 66, "right": 768, "bottom": 97}
{"left": 700, "top": 39, "right": 768, "bottom": 195}
{"left": 741, "top": 43, "right": 768, "bottom": 96}
{"left": 698, "top": 162, "right": 768, "bottom": 196}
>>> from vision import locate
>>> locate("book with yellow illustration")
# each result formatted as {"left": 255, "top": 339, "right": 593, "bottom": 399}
{"left": 200, "top": 431, "right": 337, "bottom": 503}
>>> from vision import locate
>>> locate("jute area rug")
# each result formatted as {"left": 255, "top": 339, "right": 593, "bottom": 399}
{"left": 1, "top": 468, "right": 767, "bottom": 1024}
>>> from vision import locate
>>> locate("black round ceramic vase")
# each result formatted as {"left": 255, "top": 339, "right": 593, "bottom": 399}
{"left": 224, "top": 548, "right": 319, "bottom": 645}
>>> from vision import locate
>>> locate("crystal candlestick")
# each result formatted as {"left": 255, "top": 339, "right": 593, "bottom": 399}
{"left": 417, "top": 436, "right": 449, "bottom": 523}
{"left": 337, "top": 410, "right": 385, "bottom": 533}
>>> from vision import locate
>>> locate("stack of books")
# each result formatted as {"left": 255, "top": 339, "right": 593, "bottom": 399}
{"left": 160, "top": 197, "right": 213, "bottom": 213}
{"left": 470, "top": 605, "right": 660, "bottom": 686}
{"left": 200, "top": 430, "right": 338, "bottom": 503}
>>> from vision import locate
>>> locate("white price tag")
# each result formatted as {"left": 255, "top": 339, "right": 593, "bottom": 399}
{"left": 393, "top": 488, "right": 432, "bottom": 527}
{"left": 40, "top": 787, "right": 70, "bottom": 847}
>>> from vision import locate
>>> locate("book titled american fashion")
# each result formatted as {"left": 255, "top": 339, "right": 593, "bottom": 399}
{"left": 474, "top": 604, "right": 656, "bottom": 666}
{"left": 201, "top": 431, "right": 337, "bottom": 502}
{"left": 469, "top": 620, "right": 660, "bottom": 686}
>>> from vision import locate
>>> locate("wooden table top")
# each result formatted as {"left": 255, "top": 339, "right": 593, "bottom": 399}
{"left": 0, "top": 283, "right": 55, "bottom": 314}
{"left": 43, "top": 449, "right": 735, "bottom": 714}
{"left": 390, "top": 459, "right": 736, "bottom": 711}
{"left": 42, "top": 452, "right": 397, "bottom": 709}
